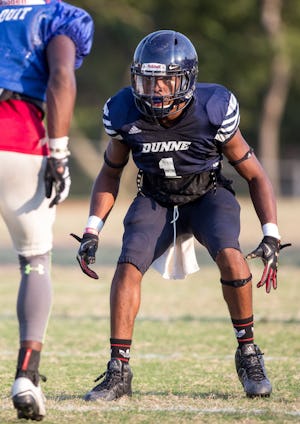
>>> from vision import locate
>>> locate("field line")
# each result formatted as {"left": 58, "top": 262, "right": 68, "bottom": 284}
{"left": 50, "top": 405, "right": 300, "bottom": 416}
{"left": 1, "top": 403, "right": 300, "bottom": 416}
{"left": 1, "top": 350, "right": 300, "bottom": 362}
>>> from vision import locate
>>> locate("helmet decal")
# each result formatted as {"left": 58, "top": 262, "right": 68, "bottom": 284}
{"left": 141, "top": 63, "right": 167, "bottom": 74}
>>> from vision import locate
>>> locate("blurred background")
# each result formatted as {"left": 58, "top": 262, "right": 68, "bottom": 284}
{"left": 69, "top": 0, "right": 300, "bottom": 198}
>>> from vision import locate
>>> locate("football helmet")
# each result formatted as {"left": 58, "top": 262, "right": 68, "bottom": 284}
{"left": 131, "top": 30, "right": 198, "bottom": 119}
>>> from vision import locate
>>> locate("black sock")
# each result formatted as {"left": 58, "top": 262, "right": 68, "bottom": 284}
{"left": 110, "top": 338, "right": 131, "bottom": 363}
{"left": 231, "top": 315, "right": 254, "bottom": 347}
{"left": 16, "top": 347, "right": 41, "bottom": 385}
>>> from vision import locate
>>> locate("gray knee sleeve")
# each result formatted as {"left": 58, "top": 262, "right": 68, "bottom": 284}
{"left": 220, "top": 274, "right": 252, "bottom": 288}
{"left": 17, "top": 253, "right": 52, "bottom": 343}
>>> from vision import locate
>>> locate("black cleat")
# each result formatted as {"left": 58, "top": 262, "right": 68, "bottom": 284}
{"left": 84, "top": 358, "right": 133, "bottom": 401}
{"left": 235, "top": 343, "right": 272, "bottom": 398}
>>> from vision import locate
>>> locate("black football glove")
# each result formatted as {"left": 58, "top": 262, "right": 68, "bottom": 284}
{"left": 44, "top": 157, "right": 71, "bottom": 208}
{"left": 246, "top": 236, "right": 291, "bottom": 293}
{"left": 70, "top": 232, "right": 99, "bottom": 279}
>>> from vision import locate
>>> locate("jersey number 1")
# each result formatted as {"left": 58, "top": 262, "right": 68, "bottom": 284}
{"left": 159, "top": 158, "right": 178, "bottom": 177}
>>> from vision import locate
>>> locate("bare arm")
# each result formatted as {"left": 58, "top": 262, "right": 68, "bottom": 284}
{"left": 71, "top": 138, "right": 130, "bottom": 279}
{"left": 46, "top": 35, "right": 76, "bottom": 137}
{"left": 224, "top": 130, "right": 293, "bottom": 292}
{"left": 222, "top": 129, "right": 277, "bottom": 227}
{"left": 44, "top": 35, "right": 76, "bottom": 207}
{"left": 89, "top": 138, "right": 130, "bottom": 222}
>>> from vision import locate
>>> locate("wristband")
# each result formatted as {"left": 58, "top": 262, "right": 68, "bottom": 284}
{"left": 262, "top": 223, "right": 280, "bottom": 239}
{"left": 49, "top": 136, "right": 70, "bottom": 159}
{"left": 85, "top": 215, "right": 104, "bottom": 235}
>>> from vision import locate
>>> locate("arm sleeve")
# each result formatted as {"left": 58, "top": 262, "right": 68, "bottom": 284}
{"left": 46, "top": 3, "right": 94, "bottom": 69}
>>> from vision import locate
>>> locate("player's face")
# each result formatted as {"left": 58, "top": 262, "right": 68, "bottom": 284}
{"left": 135, "top": 75, "right": 179, "bottom": 108}
{"left": 143, "top": 76, "right": 176, "bottom": 95}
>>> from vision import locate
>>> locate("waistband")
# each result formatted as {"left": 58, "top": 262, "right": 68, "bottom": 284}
{"left": 0, "top": 88, "right": 46, "bottom": 115}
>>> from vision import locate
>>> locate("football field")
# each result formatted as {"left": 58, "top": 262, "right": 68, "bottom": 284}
{"left": 0, "top": 197, "right": 299, "bottom": 423}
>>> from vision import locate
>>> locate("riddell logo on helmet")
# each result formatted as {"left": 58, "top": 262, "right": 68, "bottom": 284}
{"left": 142, "top": 63, "right": 166, "bottom": 74}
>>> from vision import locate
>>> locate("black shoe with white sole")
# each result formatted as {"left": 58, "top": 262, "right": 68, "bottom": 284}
{"left": 12, "top": 375, "right": 46, "bottom": 421}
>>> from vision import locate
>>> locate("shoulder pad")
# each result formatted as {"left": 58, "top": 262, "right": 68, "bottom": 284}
{"left": 205, "top": 85, "right": 232, "bottom": 127}
{"left": 50, "top": 2, "right": 94, "bottom": 69}
{"left": 104, "top": 87, "right": 140, "bottom": 130}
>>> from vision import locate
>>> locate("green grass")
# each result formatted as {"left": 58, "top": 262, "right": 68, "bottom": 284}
{"left": 0, "top": 263, "right": 299, "bottom": 423}
{"left": 1, "top": 197, "right": 299, "bottom": 422}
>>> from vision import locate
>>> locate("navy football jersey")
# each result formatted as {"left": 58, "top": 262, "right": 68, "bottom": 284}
{"left": 103, "top": 83, "right": 240, "bottom": 177}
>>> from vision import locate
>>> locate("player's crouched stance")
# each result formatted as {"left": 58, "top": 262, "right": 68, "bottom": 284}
{"left": 72, "top": 30, "right": 290, "bottom": 401}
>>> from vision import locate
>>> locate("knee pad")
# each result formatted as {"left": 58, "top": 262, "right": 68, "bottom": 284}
{"left": 220, "top": 274, "right": 252, "bottom": 288}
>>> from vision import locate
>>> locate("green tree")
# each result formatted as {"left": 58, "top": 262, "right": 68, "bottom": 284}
{"left": 70, "top": 0, "right": 300, "bottom": 195}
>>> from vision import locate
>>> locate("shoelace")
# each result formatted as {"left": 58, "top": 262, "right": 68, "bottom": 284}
{"left": 241, "top": 352, "right": 266, "bottom": 382}
{"left": 94, "top": 371, "right": 106, "bottom": 383}
{"left": 93, "top": 368, "right": 121, "bottom": 390}
{"left": 39, "top": 374, "right": 47, "bottom": 383}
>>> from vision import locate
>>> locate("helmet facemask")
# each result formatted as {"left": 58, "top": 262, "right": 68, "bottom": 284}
{"left": 131, "top": 63, "right": 194, "bottom": 119}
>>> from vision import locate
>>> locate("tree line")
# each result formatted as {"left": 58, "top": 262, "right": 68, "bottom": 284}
{"left": 70, "top": 0, "right": 300, "bottom": 196}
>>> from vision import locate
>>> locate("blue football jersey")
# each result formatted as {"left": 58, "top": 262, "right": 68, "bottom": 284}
{"left": 103, "top": 83, "right": 240, "bottom": 177}
{"left": 0, "top": 0, "right": 94, "bottom": 101}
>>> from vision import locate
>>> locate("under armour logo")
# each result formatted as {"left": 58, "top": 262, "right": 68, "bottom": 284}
{"left": 24, "top": 264, "right": 45, "bottom": 275}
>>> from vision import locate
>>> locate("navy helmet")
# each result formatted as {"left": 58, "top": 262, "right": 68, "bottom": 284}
{"left": 131, "top": 30, "right": 198, "bottom": 119}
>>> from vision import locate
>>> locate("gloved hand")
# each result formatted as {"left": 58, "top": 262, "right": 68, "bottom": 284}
{"left": 70, "top": 232, "right": 99, "bottom": 279}
{"left": 44, "top": 157, "right": 71, "bottom": 208}
{"left": 246, "top": 236, "right": 291, "bottom": 293}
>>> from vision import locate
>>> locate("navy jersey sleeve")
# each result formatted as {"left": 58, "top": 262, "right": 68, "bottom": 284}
{"left": 103, "top": 97, "right": 123, "bottom": 141}
{"left": 45, "top": 3, "right": 94, "bottom": 69}
{"left": 103, "top": 87, "right": 140, "bottom": 140}
{"left": 205, "top": 86, "right": 240, "bottom": 144}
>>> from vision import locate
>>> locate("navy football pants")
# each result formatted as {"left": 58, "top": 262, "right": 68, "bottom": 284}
{"left": 118, "top": 187, "right": 241, "bottom": 274}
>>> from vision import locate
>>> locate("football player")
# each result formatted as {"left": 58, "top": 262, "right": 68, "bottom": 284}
{"left": 73, "top": 30, "right": 288, "bottom": 401}
{"left": 0, "top": 0, "right": 93, "bottom": 420}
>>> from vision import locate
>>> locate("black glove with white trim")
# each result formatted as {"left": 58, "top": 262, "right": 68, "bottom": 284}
{"left": 44, "top": 156, "right": 71, "bottom": 208}
{"left": 70, "top": 232, "right": 99, "bottom": 279}
{"left": 246, "top": 236, "right": 291, "bottom": 293}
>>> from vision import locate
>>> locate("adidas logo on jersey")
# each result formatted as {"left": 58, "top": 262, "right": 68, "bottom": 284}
{"left": 128, "top": 125, "right": 142, "bottom": 134}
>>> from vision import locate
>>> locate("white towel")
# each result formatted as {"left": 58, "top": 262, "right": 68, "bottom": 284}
{"left": 152, "top": 234, "right": 200, "bottom": 280}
